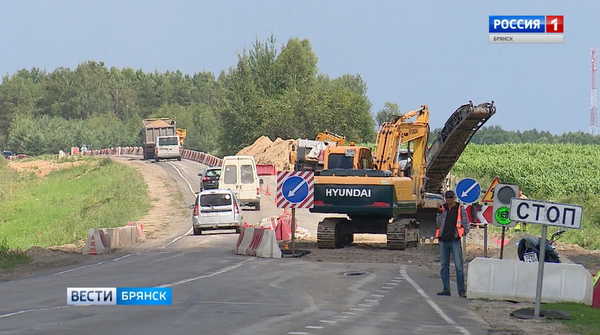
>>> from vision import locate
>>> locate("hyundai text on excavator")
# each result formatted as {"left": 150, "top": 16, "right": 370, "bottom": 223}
{"left": 309, "top": 101, "right": 496, "bottom": 249}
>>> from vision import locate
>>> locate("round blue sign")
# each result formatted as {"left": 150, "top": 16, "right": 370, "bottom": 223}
{"left": 455, "top": 178, "right": 481, "bottom": 204}
{"left": 282, "top": 176, "right": 309, "bottom": 203}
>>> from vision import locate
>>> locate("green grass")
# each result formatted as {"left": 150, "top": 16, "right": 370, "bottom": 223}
{"left": 453, "top": 144, "right": 600, "bottom": 250}
{"left": 0, "top": 157, "right": 151, "bottom": 250}
{"left": 543, "top": 303, "right": 600, "bottom": 335}
{"left": 0, "top": 238, "right": 30, "bottom": 269}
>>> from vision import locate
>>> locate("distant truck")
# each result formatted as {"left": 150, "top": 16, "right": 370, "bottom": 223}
{"left": 142, "top": 118, "right": 177, "bottom": 160}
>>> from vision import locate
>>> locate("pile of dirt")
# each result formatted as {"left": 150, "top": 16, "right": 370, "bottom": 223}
{"left": 8, "top": 160, "right": 87, "bottom": 177}
{"left": 237, "top": 136, "right": 295, "bottom": 171}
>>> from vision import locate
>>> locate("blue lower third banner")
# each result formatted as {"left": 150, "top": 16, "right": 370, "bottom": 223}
{"left": 68, "top": 287, "right": 172, "bottom": 305}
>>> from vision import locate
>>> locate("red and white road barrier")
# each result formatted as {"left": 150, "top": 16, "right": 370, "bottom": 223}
{"left": 234, "top": 227, "right": 281, "bottom": 258}
{"left": 83, "top": 229, "right": 109, "bottom": 255}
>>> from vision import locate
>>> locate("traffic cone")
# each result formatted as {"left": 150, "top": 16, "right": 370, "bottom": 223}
{"left": 88, "top": 234, "right": 97, "bottom": 255}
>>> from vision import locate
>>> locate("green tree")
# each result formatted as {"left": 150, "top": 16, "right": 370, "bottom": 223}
{"left": 376, "top": 102, "right": 400, "bottom": 127}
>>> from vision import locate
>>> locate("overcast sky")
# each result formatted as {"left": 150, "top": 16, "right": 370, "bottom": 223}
{"left": 1, "top": 1, "right": 598, "bottom": 133}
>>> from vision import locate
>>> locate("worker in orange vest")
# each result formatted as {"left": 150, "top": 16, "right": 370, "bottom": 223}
{"left": 435, "top": 190, "right": 470, "bottom": 297}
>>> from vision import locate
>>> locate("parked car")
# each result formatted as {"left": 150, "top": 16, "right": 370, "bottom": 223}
{"left": 2, "top": 151, "right": 14, "bottom": 159}
{"left": 192, "top": 189, "right": 242, "bottom": 235}
{"left": 199, "top": 167, "right": 221, "bottom": 190}
{"left": 219, "top": 155, "right": 261, "bottom": 210}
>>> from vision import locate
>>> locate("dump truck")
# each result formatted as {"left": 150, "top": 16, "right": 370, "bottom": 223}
{"left": 290, "top": 132, "right": 352, "bottom": 171}
{"left": 310, "top": 101, "right": 496, "bottom": 249}
{"left": 142, "top": 118, "right": 177, "bottom": 160}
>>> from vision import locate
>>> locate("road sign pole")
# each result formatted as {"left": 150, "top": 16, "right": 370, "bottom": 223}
{"left": 534, "top": 224, "right": 548, "bottom": 318}
{"left": 483, "top": 224, "right": 488, "bottom": 257}
{"left": 291, "top": 208, "right": 296, "bottom": 254}
{"left": 499, "top": 227, "right": 506, "bottom": 259}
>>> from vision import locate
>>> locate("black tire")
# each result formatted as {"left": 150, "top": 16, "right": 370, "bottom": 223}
{"left": 177, "top": 157, "right": 182, "bottom": 161}
{"left": 193, "top": 227, "right": 202, "bottom": 235}
{"left": 235, "top": 227, "right": 241, "bottom": 234}
{"left": 155, "top": 158, "right": 159, "bottom": 162}
{"left": 255, "top": 201, "right": 261, "bottom": 211}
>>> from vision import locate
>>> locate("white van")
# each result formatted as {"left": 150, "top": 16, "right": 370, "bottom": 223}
{"left": 219, "top": 156, "right": 261, "bottom": 210}
{"left": 155, "top": 135, "right": 181, "bottom": 161}
{"left": 192, "top": 189, "right": 242, "bottom": 235}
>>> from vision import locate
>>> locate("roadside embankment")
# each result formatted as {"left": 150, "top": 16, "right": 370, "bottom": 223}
{"left": 0, "top": 155, "right": 150, "bottom": 270}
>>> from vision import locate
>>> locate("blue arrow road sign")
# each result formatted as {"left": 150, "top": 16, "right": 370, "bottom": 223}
{"left": 455, "top": 178, "right": 481, "bottom": 204}
{"left": 282, "top": 175, "right": 309, "bottom": 204}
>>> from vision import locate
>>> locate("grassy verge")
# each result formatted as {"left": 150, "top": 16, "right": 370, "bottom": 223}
{"left": 543, "top": 303, "right": 600, "bottom": 335}
{"left": 0, "top": 156, "right": 151, "bottom": 253}
{"left": 0, "top": 238, "right": 31, "bottom": 269}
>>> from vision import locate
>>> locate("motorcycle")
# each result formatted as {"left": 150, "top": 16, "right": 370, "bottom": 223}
{"left": 517, "top": 230, "right": 566, "bottom": 263}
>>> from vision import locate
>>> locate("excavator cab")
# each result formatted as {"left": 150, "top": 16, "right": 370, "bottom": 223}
{"left": 323, "top": 146, "right": 373, "bottom": 170}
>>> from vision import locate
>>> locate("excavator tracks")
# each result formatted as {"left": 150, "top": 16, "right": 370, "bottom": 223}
{"left": 317, "top": 218, "right": 352, "bottom": 249}
{"left": 387, "top": 218, "right": 420, "bottom": 250}
{"left": 426, "top": 101, "right": 496, "bottom": 193}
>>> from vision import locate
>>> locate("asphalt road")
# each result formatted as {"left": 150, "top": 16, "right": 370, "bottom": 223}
{"left": 0, "top": 157, "right": 487, "bottom": 335}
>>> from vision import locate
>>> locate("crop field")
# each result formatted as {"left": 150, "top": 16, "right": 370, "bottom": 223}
{"left": 453, "top": 144, "right": 600, "bottom": 249}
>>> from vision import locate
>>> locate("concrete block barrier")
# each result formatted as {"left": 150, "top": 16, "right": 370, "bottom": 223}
{"left": 234, "top": 227, "right": 281, "bottom": 258}
{"left": 467, "top": 257, "right": 593, "bottom": 305}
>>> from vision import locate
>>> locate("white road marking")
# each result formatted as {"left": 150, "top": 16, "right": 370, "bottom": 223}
{"left": 371, "top": 294, "right": 385, "bottom": 298}
{"left": 305, "top": 326, "right": 323, "bottom": 329}
{"left": 159, "top": 258, "right": 253, "bottom": 287}
{"left": 383, "top": 282, "right": 399, "bottom": 286}
{"left": 391, "top": 279, "right": 403, "bottom": 282}
{"left": 0, "top": 306, "right": 70, "bottom": 319}
{"left": 350, "top": 308, "right": 366, "bottom": 312}
{"left": 364, "top": 299, "right": 379, "bottom": 303}
{"left": 288, "top": 332, "right": 309, "bottom": 335}
{"left": 167, "top": 161, "right": 196, "bottom": 195}
{"left": 342, "top": 311, "right": 356, "bottom": 315}
{"left": 54, "top": 261, "right": 105, "bottom": 275}
{"left": 165, "top": 227, "right": 193, "bottom": 247}
{"left": 112, "top": 254, "right": 133, "bottom": 262}
{"left": 400, "top": 265, "right": 471, "bottom": 335}
{"left": 357, "top": 303, "right": 372, "bottom": 308}
{"left": 375, "top": 289, "right": 388, "bottom": 293}
{"left": 319, "top": 320, "right": 337, "bottom": 324}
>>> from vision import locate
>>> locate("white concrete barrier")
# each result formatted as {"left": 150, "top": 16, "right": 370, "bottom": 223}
{"left": 467, "top": 257, "right": 593, "bottom": 305}
{"left": 234, "top": 227, "right": 281, "bottom": 258}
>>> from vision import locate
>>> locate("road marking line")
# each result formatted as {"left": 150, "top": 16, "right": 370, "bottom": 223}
{"left": 288, "top": 332, "right": 309, "bottom": 335}
{"left": 167, "top": 161, "right": 195, "bottom": 195}
{"left": 0, "top": 306, "right": 70, "bottom": 319}
{"left": 364, "top": 299, "right": 379, "bottom": 303}
{"left": 305, "top": 326, "right": 323, "bottom": 329}
{"left": 342, "top": 311, "right": 356, "bottom": 315}
{"left": 383, "top": 282, "right": 399, "bottom": 286}
{"left": 54, "top": 261, "right": 105, "bottom": 275}
{"left": 112, "top": 254, "right": 133, "bottom": 262}
{"left": 159, "top": 258, "right": 253, "bottom": 287}
{"left": 357, "top": 303, "right": 372, "bottom": 308}
{"left": 371, "top": 294, "right": 385, "bottom": 298}
{"left": 375, "top": 290, "right": 388, "bottom": 293}
{"left": 165, "top": 228, "right": 193, "bottom": 247}
{"left": 319, "top": 320, "right": 337, "bottom": 324}
{"left": 400, "top": 265, "right": 471, "bottom": 335}
{"left": 350, "top": 308, "right": 366, "bottom": 312}
{"left": 391, "top": 279, "right": 403, "bottom": 282}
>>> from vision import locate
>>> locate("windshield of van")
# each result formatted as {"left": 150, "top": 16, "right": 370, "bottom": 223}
{"left": 223, "top": 165, "right": 237, "bottom": 184}
{"left": 158, "top": 137, "right": 179, "bottom": 146}
{"left": 200, "top": 193, "right": 232, "bottom": 206}
{"left": 241, "top": 165, "right": 254, "bottom": 184}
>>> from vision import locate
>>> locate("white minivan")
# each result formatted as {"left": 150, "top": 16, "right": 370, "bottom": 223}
{"left": 192, "top": 189, "right": 242, "bottom": 235}
{"left": 155, "top": 135, "right": 181, "bottom": 161}
{"left": 219, "top": 156, "right": 261, "bottom": 210}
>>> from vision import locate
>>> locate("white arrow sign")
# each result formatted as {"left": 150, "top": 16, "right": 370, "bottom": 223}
{"left": 288, "top": 179, "right": 306, "bottom": 198}
{"left": 461, "top": 182, "right": 479, "bottom": 198}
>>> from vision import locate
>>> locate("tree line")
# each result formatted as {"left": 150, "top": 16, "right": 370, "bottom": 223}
{"left": 0, "top": 37, "right": 375, "bottom": 156}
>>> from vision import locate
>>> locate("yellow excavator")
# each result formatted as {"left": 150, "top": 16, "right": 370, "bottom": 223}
{"left": 310, "top": 101, "right": 496, "bottom": 249}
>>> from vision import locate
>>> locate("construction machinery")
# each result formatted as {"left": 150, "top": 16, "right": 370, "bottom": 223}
{"left": 142, "top": 118, "right": 177, "bottom": 160}
{"left": 310, "top": 101, "right": 496, "bottom": 249}
{"left": 176, "top": 128, "right": 187, "bottom": 146}
{"left": 290, "top": 131, "right": 355, "bottom": 171}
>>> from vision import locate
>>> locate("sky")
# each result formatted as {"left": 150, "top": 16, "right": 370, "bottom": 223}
{"left": 1, "top": 1, "right": 598, "bottom": 133}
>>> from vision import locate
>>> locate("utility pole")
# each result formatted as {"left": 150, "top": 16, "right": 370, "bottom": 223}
{"left": 591, "top": 48, "right": 599, "bottom": 135}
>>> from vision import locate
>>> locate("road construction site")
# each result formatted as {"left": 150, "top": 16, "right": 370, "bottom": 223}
{"left": 3, "top": 151, "right": 592, "bottom": 335}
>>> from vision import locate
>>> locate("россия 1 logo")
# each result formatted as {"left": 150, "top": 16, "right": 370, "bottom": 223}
{"left": 488, "top": 15, "right": 564, "bottom": 43}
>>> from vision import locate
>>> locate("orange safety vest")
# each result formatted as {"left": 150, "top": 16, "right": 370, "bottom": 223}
{"left": 435, "top": 205, "right": 465, "bottom": 239}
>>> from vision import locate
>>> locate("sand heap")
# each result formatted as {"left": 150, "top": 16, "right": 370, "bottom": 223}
{"left": 237, "top": 136, "right": 295, "bottom": 171}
